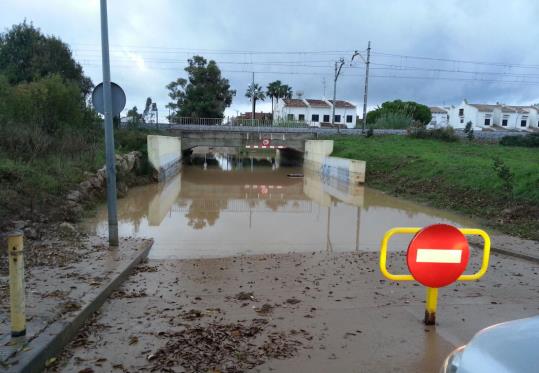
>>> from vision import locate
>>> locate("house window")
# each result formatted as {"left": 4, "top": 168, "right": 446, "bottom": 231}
{"left": 312, "top": 114, "right": 319, "bottom": 122}
{"left": 323, "top": 114, "right": 330, "bottom": 122}
{"left": 298, "top": 114, "right": 305, "bottom": 121}
{"left": 346, "top": 115, "right": 353, "bottom": 123}
{"left": 484, "top": 118, "right": 490, "bottom": 126}
{"left": 287, "top": 114, "right": 294, "bottom": 121}
{"left": 458, "top": 108, "right": 464, "bottom": 116}
{"left": 521, "top": 120, "right": 527, "bottom": 127}
{"left": 502, "top": 115, "right": 509, "bottom": 126}
{"left": 334, "top": 115, "right": 341, "bottom": 123}
{"left": 460, "top": 118, "right": 464, "bottom": 123}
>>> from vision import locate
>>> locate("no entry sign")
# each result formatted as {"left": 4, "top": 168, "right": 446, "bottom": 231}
{"left": 406, "top": 224, "right": 470, "bottom": 288}
{"left": 260, "top": 138, "right": 271, "bottom": 148}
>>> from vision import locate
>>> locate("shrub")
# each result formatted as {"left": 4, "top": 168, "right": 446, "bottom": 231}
{"left": 492, "top": 157, "right": 514, "bottom": 196}
{"left": 0, "top": 74, "right": 100, "bottom": 159}
{"left": 499, "top": 133, "right": 539, "bottom": 148}
{"left": 372, "top": 111, "right": 413, "bottom": 129}
{"left": 407, "top": 124, "right": 458, "bottom": 142}
{"left": 366, "top": 127, "right": 374, "bottom": 137}
{"left": 464, "top": 121, "right": 474, "bottom": 141}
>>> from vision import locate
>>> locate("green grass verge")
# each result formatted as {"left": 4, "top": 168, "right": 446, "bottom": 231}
{"left": 0, "top": 128, "right": 159, "bottom": 222}
{"left": 330, "top": 135, "right": 539, "bottom": 240}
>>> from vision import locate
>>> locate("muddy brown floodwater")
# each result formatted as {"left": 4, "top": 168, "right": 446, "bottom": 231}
{"left": 65, "top": 152, "right": 539, "bottom": 373}
{"left": 85, "top": 152, "right": 477, "bottom": 259}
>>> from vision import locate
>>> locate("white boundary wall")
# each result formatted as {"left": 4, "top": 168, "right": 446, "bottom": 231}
{"left": 147, "top": 135, "right": 182, "bottom": 179}
{"left": 304, "top": 140, "right": 366, "bottom": 184}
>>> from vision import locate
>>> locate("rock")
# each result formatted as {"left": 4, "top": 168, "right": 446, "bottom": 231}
{"left": 96, "top": 167, "right": 107, "bottom": 180}
{"left": 125, "top": 152, "right": 137, "bottom": 171}
{"left": 89, "top": 176, "right": 102, "bottom": 189}
{"left": 59, "top": 222, "right": 77, "bottom": 237}
{"left": 23, "top": 227, "right": 39, "bottom": 240}
{"left": 79, "top": 180, "right": 93, "bottom": 195}
{"left": 64, "top": 201, "right": 84, "bottom": 222}
{"left": 66, "top": 190, "right": 82, "bottom": 202}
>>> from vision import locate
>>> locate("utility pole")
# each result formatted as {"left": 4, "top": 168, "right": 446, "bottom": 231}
{"left": 99, "top": 0, "right": 119, "bottom": 246}
{"left": 251, "top": 71, "right": 255, "bottom": 127}
{"left": 363, "top": 41, "right": 371, "bottom": 134}
{"left": 351, "top": 41, "right": 371, "bottom": 133}
{"left": 332, "top": 58, "right": 345, "bottom": 133}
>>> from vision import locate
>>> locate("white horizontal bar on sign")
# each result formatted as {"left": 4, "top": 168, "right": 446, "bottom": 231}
{"left": 416, "top": 249, "right": 462, "bottom": 264}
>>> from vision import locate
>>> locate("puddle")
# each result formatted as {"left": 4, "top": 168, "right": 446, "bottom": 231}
{"left": 85, "top": 152, "right": 478, "bottom": 259}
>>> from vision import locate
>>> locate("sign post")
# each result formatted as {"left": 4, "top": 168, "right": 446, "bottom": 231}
{"left": 95, "top": 0, "right": 126, "bottom": 246}
{"left": 379, "top": 224, "right": 491, "bottom": 325}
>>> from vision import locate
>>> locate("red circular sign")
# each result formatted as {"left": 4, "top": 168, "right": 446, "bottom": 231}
{"left": 406, "top": 224, "right": 469, "bottom": 288}
{"left": 261, "top": 139, "right": 270, "bottom": 146}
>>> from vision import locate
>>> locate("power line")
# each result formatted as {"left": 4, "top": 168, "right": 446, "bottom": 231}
{"left": 372, "top": 51, "right": 539, "bottom": 70}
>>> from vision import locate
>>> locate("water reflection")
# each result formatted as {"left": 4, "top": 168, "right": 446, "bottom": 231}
{"left": 85, "top": 153, "right": 478, "bottom": 259}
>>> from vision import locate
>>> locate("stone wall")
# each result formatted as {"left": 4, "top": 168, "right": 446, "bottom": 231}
{"left": 65, "top": 151, "right": 144, "bottom": 219}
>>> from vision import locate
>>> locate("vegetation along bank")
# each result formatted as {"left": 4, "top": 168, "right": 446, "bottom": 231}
{"left": 331, "top": 135, "right": 539, "bottom": 240}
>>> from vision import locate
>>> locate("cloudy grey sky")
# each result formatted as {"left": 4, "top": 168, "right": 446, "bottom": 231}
{"left": 3, "top": 0, "right": 539, "bottom": 119}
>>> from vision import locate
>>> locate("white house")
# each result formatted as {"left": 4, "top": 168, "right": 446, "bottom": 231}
{"left": 273, "top": 98, "right": 357, "bottom": 128}
{"left": 446, "top": 100, "right": 539, "bottom": 131}
{"left": 428, "top": 107, "right": 449, "bottom": 128}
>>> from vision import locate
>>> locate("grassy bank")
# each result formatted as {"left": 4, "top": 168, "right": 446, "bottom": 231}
{"left": 0, "top": 128, "right": 157, "bottom": 225}
{"left": 330, "top": 135, "right": 539, "bottom": 240}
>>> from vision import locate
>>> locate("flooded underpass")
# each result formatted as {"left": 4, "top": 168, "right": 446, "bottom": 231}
{"left": 69, "top": 148, "right": 539, "bottom": 373}
{"left": 86, "top": 148, "right": 477, "bottom": 259}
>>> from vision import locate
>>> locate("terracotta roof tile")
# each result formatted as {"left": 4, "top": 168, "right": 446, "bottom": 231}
{"left": 328, "top": 100, "right": 356, "bottom": 108}
{"left": 283, "top": 98, "right": 307, "bottom": 108}
{"left": 429, "top": 106, "right": 447, "bottom": 113}
{"left": 306, "top": 99, "right": 330, "bottom": 108}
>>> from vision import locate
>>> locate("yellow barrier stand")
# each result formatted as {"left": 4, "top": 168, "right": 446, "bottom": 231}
{"left": 7, "top": 231, "right": 26, "bottom": 337}
{"left": 379, "top": 227, "right": 491, "bottom": 325}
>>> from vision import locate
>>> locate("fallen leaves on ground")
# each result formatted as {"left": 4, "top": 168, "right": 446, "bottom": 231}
{"left": 147, "top": 319, "right": 310, "bottom": 373}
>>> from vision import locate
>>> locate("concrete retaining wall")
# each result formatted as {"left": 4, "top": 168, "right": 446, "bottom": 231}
{"left": 304, "top": 140, "right": 366, "bottom": 184}
{"left": 147, "top": 135, "right": 182, "bottom": 180}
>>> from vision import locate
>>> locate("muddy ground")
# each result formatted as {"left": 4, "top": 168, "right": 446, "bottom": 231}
{"left": 50, "top": 249, "right": 539, "bottom": 373}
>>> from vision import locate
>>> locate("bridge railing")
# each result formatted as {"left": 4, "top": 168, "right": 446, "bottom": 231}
{"left": 165, "top": 117, "right": 316, "bottom": 128}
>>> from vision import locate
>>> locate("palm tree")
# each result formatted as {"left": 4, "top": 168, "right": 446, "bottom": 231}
{"left": 266, "top": 80, "right": 282, "bottom": 117}
{"left": 277, "top": 84, "right": 293, "bottom": 105}
{"left": 245, "top": 83, "right": 266, "bottom": 115}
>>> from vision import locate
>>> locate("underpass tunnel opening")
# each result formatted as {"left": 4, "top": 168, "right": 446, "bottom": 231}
{"left": 182, "top": 146, "right": 303, "bottom": 171}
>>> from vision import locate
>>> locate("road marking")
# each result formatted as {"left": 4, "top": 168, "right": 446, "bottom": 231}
{"left": 416, "top": 249, "right": 462, "bottom": 263}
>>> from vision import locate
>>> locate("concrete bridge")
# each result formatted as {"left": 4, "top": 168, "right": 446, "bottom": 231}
{"left": 146, "top": 123, "right": 365, "bottom": 152}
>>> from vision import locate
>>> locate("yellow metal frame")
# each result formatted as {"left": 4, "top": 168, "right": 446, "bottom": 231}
{"left": 379, "top": 227, "right": 491, "bottom": 282}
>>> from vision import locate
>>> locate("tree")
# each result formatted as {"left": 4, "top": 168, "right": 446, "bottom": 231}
{"left": 245, "top": 83, "right": 265, "bottom": 114}
{"left": 464, "top": 121, "right": 474, "bottom": 141}
{"left": 166, "top": 56, "right": 235, "bottom": 121}
{"left": 266, "top": 80, "right": 281, "bottom": 117}
{"left": 143, "top": 97, "right": 152, "bottom": 117}
{"left": 366, "top": 100, "right": 432, "bottom": 126}
{"left": 0, "top": 21, "right": 92, "bottom": 96}
{"left": 126, "top": 106, "right": 143, "bottom": 124}
{"left": 277, "top": 84, "right": 293, "bottom": 105}
{"left": 266, "top": 81, "right": 293, "bottom": 118}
